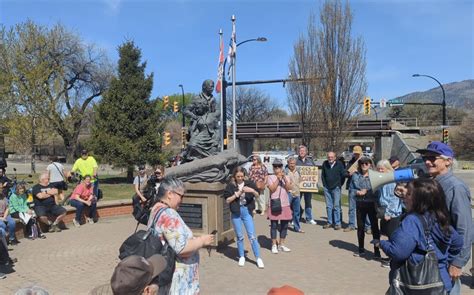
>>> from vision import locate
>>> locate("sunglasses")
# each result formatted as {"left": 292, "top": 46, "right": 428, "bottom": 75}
{"left": 421, "top": 155, "right": 442, "bottom": 163}
{"left": 172, "top": 191, "right": 184, "bottom": 199}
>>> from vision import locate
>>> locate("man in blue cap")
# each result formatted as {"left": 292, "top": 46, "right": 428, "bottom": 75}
{"left": 417, "top": 141, "right": 472, "bottom": 295}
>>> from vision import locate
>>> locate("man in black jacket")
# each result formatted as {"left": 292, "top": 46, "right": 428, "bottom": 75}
{"left": 321, "top": 152, "right": 346, "bottom": 230}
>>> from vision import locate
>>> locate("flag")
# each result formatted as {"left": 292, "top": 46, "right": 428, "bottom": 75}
{"left": 216, "top": 35, "right": 224, "bottom": 93}
{"left": 226, "top": 28, "right": 236, "bottom": 80}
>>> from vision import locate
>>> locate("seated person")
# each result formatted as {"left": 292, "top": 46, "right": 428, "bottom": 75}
{"left": 0, "top": 168, "right": 12, "bottom": 198}
{"left": 0, "top": 191, "right": 17, "bottom": 245}
{"left": 9, "top": 183, "right": 45, "bottom": 239}
{"left": 69, "top": 175, "right": 97, "bottom": 227}
{"left": 32, "top": 173, "right": 67, "bottom": 233}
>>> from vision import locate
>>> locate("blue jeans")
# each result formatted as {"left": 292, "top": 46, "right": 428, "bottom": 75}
{"left": 0, "top": 215, "right": 16, "bottom": 241}
{"left": 323, "top": 187, "right": 341, "bottom": 226}
{"left": 348, "top": 190, "right": 356, "bottom": 228}
{"left": 450, "top": 278, "right": 461, "bottom": 295}
{"left": 289, "top": 193, "right": 301, "bottom": 231}
{"left": 300, "top": 192, "right": 313, "bottom": 221}
{"left": 70, "top": 199, "right": 97, "bottom": 222}
{"left": 231, "top": 206, "right": 261, "bottom": 259}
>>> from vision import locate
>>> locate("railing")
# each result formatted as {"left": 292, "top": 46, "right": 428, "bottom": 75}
{"left": 391, "top": 117, "right": 463, "bottom": 127}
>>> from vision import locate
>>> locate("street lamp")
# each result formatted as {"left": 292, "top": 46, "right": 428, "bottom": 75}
{"left": 222, "top": 29, "right": 267, "bottom": 149}
{"left": 178, "top": 84, "right": 185, "bottom": 128}
{"left": 412, "top": 74, "right": 447, "bottom": 142}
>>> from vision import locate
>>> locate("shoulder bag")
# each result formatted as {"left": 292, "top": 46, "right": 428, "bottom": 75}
{"left": 385, "top": 214, "right": 447, "bottom": 295}
{"left": 270, "top": 180, "right": 283, "bottom": 214}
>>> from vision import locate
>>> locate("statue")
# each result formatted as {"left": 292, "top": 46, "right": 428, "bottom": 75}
{"left": 181, "top": 79, "right": 220, "bottom": 163}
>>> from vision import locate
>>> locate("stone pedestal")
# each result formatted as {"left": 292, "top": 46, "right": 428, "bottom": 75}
{"left": 178, "top": 182, "right": 234, "bottom": 247}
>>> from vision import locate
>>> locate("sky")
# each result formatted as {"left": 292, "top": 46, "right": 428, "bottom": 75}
{"left": 1, "top": 0, "right": 473, "bottom": 109}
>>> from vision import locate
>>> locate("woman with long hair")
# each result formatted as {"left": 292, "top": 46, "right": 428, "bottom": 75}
{"left": 378, "top": 179, "right": 463, "bottom": 293}
{"left": 148, "top": 177, "right": 215, "bottom": 295}
{"left": 223, "top": 166, "right": 264, "bottom": 268}
{"left": 248, "top": 155, "right": 268, "bottom": 215}
{"left": 349, "top": 157, "right": 381, "bottom": 258}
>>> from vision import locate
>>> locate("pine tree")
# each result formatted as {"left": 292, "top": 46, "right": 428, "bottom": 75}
{"left": 90, "top": 41, "right": 165, "bottom": 180}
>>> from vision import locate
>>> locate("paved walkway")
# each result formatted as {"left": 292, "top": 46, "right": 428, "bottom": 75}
{"left": 1, "top": 201, "right": 472, "bottom": 294}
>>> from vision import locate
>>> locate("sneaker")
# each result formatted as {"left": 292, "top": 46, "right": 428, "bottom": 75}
{"left": 381, "top": 259, "right": 390, "bottom": 268}
{"left": 238, "top": 256, "right": 245, "bottom": 267}
{"left": 86, "top": 217, "right": 94, "bottom": 224}
{"left": 256, "top": 258, "right": 265, "bottom": 269}
{"left": 322, "top": 224, "right": 332, "bottom": 229}
{"left": 38, "top": 233, "right": 46, "bottom": 239}
{"left": 308, "top": 220, "right": 317, "bottom": 225}
{"left": 334, "top": 225, "right": 342, "bottom": 230}
{"left": 51, "top": 224, "right": 62, "bottom": 232}
{"left": 353, "top": 250, "right": 365, "bottom": 257}
{"left": 0, "top": 273, "right": 5, "bottom": 279}
{"left": 343, "top": 227, "right": 355, "bottom": 232}
{"left": 271, "top": 245, "right": 279, "bottom": 254}
{"left": 73, "top": 219, "right": 81, "bottom": 227}
{"left": 8, "top": 239, "right": 19, "bottom": 246}
{"left": 278, "top": 245, "right": 291, "bottom": 252}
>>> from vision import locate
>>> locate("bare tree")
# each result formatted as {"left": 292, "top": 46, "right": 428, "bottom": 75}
{"left": 288, "top": 0, "right": 367, "bottom": 153}
{"left": 0, "top": 21, "right": 113, "bottom": 161}
{"left": 226, "top": 87, "right": 277, "bottom": 122}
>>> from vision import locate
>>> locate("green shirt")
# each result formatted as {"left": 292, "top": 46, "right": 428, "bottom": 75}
{"left": 8, "top": 192, "right": 29, "bottom": 214}
{"left": 72, "top": 156, "right": 99, "bottom": 181}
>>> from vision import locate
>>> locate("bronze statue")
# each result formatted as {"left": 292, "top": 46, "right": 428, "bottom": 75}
{"left": 181, "top": 79, "right": 220, "bottom": 163}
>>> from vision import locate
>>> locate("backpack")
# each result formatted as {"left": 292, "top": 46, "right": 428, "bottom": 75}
{"left": 119, "top": 207, "right": 176, "bottom": 287}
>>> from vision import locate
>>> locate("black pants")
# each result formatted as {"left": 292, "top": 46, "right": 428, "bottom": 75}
{"left": 270, "top": 220, "right": 289, "bottom": 240}
{"left": 380, "top": 215, "right": 402, "bottom": 239}
{"left": 356, "top": 202, "right": 380, "bottom": 253}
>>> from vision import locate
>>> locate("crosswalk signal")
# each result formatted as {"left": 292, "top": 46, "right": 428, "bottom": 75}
{"left": 163, "top": 96, "right": 169, "bottom": 110}
{"left": 443, "top": 129, "right": 449, "bottom": 144}
{"left": 173, "top": 101, "right": 179, "bottom": 113}
{"left": 163, "top": 131, "right": 171, "bottom": 146}
{"left": 363, "top": 97, "right": 371, "bottom": 115}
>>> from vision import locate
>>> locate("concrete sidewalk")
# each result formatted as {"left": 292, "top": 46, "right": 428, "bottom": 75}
{"left": 0, "top": 201, "right": 472, "bottom": 294}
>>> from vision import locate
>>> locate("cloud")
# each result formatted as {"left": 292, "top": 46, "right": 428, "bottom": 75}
{"left": 103, "top": 0, "right": 122, "bottom": 15}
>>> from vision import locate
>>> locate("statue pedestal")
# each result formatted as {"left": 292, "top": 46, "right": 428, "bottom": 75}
{"left": 178, "top": 182, "right": 234, "bottom": 247}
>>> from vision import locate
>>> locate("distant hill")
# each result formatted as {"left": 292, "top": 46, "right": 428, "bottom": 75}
{"left": 391, "top": 79, "right": 473, "bottom": 109}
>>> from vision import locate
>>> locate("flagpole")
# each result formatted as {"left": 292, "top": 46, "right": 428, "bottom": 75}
{"left": 218, "top": 29, "right": 224, "bottom": 152}
{"left": 231, "top": 15, "right": 237, "bottom": 150}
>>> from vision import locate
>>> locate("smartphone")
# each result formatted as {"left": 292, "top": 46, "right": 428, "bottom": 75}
{"left": 210, "top": 230, "right": 218, "bottom": 235}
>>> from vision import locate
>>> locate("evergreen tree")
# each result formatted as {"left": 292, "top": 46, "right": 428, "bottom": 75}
{"left": 90, "top": 41, "right": 165, "bottom": 180}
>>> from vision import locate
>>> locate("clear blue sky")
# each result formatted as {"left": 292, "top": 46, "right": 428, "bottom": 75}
{"left": 1, "top": 0, "right": 473, "bottom": 109}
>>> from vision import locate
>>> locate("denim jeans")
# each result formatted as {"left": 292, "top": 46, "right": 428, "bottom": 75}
{"left": 348, "top": 190, "right": 356, "bottom": 228}
{"left": 288, "top": 193, "right": 301, "bottom": 231}
{"left": 0, "top": 215, "right": 16, "bottom": 241}
{"left": 270, "top": 220, "right": 289, "bottom": 239}
{"left": 323, "top": 187, "right": 342, "bottom": 226}
{"left": 231, "top": 206, "right": 261, "bottom": 259}
{"left": 450, "top": 278, "right": 461, "bottom": 295}
{"left": 300, "top": 192, "right": 313, "bottom": 221}
{"left": 70, "top": 199, "right": 97, "bottom": 222}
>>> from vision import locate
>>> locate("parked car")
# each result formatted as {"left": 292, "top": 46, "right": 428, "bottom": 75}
{"left": 407, "top": 157, "right": 428, "bottom": 177}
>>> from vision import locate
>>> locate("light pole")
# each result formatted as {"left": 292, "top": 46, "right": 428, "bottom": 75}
{"left": 412, "top": 74, "right": 447, "bottom": 142}
{"left": 225, "top": 15, "right": 267, "bottom": 149}
{"left": 178, "top": 84, "right": 185, "bottom": 128}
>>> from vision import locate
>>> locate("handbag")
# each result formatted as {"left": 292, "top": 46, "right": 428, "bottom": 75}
{"left": 270, "top": 182, "right": 284, "bottom": 214}
{"left": 385, "top": 214, "right": 446, "bottom": 295}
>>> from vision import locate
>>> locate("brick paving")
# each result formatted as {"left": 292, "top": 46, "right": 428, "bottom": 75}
{"left": 0, "top": 201, "right": 472, "bottom": 294}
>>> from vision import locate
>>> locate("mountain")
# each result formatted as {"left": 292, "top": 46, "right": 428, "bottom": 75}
{"left": 390, "top": 79, "right": 473, "bottom": 109}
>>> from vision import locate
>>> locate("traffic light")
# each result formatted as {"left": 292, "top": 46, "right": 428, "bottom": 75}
{"left": 163, "top": 96, "right": 169, "bottom": 110}
{"left": 181, "top": 128, "right": 187, "bottom": 149}
{"left": 443, "top": 129, "right": 449, "bottom": 144}
{"left": 363, "top": 97, "right": 371, "bottom": 115}
{"left": 173, "top": 101, "right": 179, "bottom": 113}
{"left": 163, "top": 131, "right": 171, "bottom": 146}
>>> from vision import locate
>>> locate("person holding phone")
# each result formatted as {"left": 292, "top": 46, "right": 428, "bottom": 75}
{"left": 223, "top": 167, "right": 264, "bottom": 268}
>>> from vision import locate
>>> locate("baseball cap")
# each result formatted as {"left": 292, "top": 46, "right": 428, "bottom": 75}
{"left": 272, "top": 158, "right": 283, "bottom": 167}
{"left": 416, "top": 141, "right": 454, "bottom": 158}
{"left": 111, "top": 255, "right": 167, "bottom": 295}
{"left": 352, "top": 145, "right": 362, "bottom": 154}
{"left": 389, "top": 155, "right": 399, "bottom": 164}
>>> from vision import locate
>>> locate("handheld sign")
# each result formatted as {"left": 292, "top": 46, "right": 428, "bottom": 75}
{"left": 297, "top": 166, "right": 319, "bottom": 193}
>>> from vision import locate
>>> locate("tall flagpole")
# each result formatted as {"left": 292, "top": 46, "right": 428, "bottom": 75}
{"left": 218, "top": 29, "right": 224, "bottom": 152}
{"left": 231, "top": 15, "right": 237, "bottom": 150}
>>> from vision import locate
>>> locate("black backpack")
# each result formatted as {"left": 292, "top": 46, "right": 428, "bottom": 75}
{"left": 119, "top": 207, "right": 176, "bottom": 287}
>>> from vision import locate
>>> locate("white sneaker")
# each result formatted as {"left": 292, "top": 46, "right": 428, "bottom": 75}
{"left": 271, "top": 245, "right": 279, "bottom": 254}
{"left": 279, "top": 245, "right": 291, "bottom": 252}
{"left": 256, "top": 258, "right": 264, "bottom": 269}
{"left": 309, "top": 219, "right": 317, "bottom": 225}
{"left": 72, "top": 219, "right": 80, "bottom": 227}
{"left": 86, "top": 217, "right": 94, "bottom": 224}
{"left": 238, "top": 256, "right": 245, "bottom": 267}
